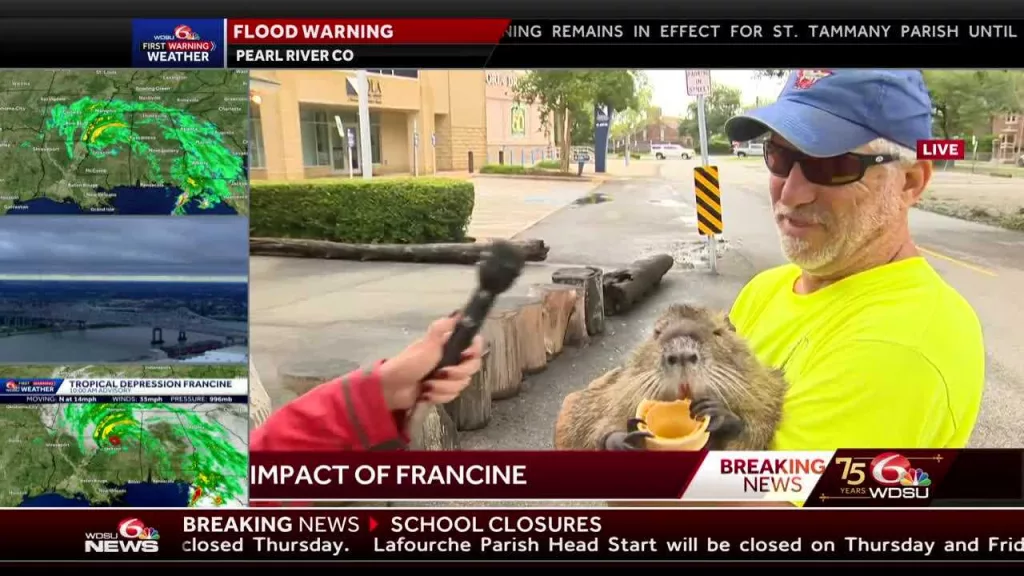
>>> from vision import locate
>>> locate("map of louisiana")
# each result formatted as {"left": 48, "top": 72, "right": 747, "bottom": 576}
{"left": 0, "top": 69, "right": 249, "bottom": 215}
{"left": 0, "top": 364, "right": 249, "bottom": 508}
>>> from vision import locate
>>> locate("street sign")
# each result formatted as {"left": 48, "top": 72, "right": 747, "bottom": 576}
{"left": 685, "top": 70, "right": 712, "bottom": 97}
{"left": 693, "top": 166, "right": 723, "bottom": 236}
{"left": 346, "top": 128, "right": 355, "bottom": 148}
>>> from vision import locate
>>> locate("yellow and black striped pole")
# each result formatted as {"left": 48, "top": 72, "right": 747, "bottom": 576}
{"left": 693, "top": 165, "right": 722, "bottom": 271}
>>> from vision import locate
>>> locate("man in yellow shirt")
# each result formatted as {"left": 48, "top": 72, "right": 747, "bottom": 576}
{"left": 607, "top": 69, "right": 985, "bottom": 452}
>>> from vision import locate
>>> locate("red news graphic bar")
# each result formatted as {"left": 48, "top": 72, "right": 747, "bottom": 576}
{"left": 917, "top": 138, "right": 966, "bottom": 160}
{"left": 3, "top": 509, "right": 1024, "bottom": 562}
{"left": 246, "top": 450, "right": 1022, "bottom": 505}
{"left": 227, "top": 19, "right": 511, "bottom": 45}
{"left": 248, "top": 450, "right": 708, "bottom": 501}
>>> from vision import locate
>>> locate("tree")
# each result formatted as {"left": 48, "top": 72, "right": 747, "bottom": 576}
{"left": 922, "top": 70, "right": 1019, "bottom": 138}
{"left": 514, "top": 70, "right": 641, "bottom": 171}
{"left": 677, "top": 82, "right": 743, "bottom": 141}
{"left": 610, "top": 72, "right": 653, "bottom": 162}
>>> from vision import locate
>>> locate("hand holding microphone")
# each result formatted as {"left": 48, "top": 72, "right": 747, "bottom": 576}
{"left": 377, "top": 241, "right": 526, "bottom": 421}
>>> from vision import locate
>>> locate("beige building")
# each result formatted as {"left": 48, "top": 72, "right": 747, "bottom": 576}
{"left": 484, "top": 70, "right": 556, "bottom": 165}
{"left": 248, "top": 69, "right": 555, "bottom": 181}
{"left": 248, "top": 69, "right": 488, "bottom": 180}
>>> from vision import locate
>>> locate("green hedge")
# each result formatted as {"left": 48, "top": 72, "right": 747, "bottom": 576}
{"left": 479, "top": 164, "right": 582, "bottom": 177}
{"left": 534, "top": 159, "right": 561, "bottom": 169}
{"left": 249, "top": 177, "right": 475, "bottom": 244}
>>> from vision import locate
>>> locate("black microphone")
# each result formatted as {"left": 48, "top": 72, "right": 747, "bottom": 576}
{"left": 403, "top": 240, "right": 526, "bottom": 437}
{"left": 434, "top": 240, "right": 526, "bottom": 371}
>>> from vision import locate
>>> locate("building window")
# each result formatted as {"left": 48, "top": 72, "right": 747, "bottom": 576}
{"left": 300, "top": 108, "right": 333, "bottom": 167}
{"left": 1006, "top": 113, "right": 1019, "bottom": 124}
{"left": 300, "top": 105, "right": 384, "bottom": 168}
{"left": 367, "top": 69, "right": 418, "bottom": 79}
{"left": 249, "top": 104, "right": 266, "bottom": 169}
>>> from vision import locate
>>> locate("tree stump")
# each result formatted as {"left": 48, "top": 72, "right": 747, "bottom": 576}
{"left": 444, "top": 347, "right": 492, "bottom": 431}
{"left": 409, "top": 404, "right": 461, "bottom": 450}
{"left": 602, "top": 254, "right": 675, "bottom": 316}
{"left": 553, "top": 266, "right": 605, "bottom": 336}
{"left": 562, "top": 285, "right": 590, "bottom": 348}
{"left": 527, "top": 283, "right": 579, "bottom": 359}
{"left": 277, "top": 358, "right": 362, "bottom": 397}
{"left": 494, "top": 295, "right": 547, "bottom": 375}
{"left": 482, "top": 308, "right": 523, "bottom": 400}
{"left": 249, "top": 357, "right": 273, "bottom": 428}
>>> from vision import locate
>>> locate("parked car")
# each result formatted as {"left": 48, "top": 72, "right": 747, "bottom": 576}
{"left": 651, "top": 143, "right": 696, "bottom": 160}
{"left": 733, "top": 142, "right": 765, "bottom": 157}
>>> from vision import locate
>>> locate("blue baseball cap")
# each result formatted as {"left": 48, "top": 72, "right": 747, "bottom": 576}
{"left": 725, "top": 69, "right": 933, "bottom": 158}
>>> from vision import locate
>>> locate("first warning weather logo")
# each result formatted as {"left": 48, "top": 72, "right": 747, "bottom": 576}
{"left": 140, "top": 24, "right": 218, "bottom": 63}
{"left": 85, "top": 518, "right": 160, "bottom": 553}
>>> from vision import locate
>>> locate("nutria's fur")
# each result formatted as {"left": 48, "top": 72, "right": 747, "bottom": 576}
{"left": 553, "top": 303, "right": 786, "bottom": 451}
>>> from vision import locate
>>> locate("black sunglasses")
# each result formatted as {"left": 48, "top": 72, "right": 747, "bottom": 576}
{"left": 763, "top": 141, "right": 900, "bottom": 186}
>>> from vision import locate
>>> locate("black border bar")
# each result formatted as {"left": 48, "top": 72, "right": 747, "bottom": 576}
{"left": 5, "top": 0, "right": 1024, "bottom": 18}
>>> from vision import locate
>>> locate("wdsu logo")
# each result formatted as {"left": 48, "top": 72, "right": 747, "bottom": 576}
{"left": 837, "top": 452, "right": 932, "bottom": 500}
{"left": 84, "top": 518, "right": 160, "bottom": 553}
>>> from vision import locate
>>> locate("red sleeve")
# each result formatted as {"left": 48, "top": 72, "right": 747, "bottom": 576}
{"left": 251, "top": 360, "right": 410, "bottom": 452}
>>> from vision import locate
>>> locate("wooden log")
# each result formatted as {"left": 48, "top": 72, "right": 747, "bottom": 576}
{"left": 409, "top": 404, "right": 461, "bottom": 450}
{"left": 494, "top": 295, "right": 547, "bottom": 375}
{"left": 553, "top": 266, "right": 605, "bottom": 336}
{"left": 527, "top": 283, "right": 579, "bottom": 359}
{"left": 602, "top": 254, "right": 675, "bottom": 316}
{"left": 277, "top": 358, "right": 362, "bottom": 397}
{"left": 482, "top": 308, "right": 523, "bottom": 400}
{"left": 444, "top": 347, "right": 493, "bottom": 431}
{"left": 250, "top": 237, "right": 549, "bottom": 265}
{"left": 248, "top": 357, "right": 272, "bottom": 428}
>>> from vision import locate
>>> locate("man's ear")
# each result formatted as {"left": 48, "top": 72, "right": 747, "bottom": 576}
{"left": 904, "top": 160, "right": 933, "bottom": 206}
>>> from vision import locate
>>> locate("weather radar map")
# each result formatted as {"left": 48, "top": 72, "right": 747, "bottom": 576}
{"left": 0, "top": 365, "right": 249, "bottom": 508}
{"left": 0, "top": 69, "right": 249, "bottom": 215}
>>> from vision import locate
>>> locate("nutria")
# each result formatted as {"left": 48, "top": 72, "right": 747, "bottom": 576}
{"left": 553, "top": 303, "right": 786, "bottom": 451}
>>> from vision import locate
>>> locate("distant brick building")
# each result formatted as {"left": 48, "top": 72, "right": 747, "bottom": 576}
{"left": 992, "top": 112, "right": 1023, "bottom": 162}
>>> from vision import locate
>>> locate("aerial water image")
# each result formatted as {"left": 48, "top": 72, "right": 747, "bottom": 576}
{"left": 0, "top": 364, "right": 249, "bottom": 508}
{"left": 0, "top": 216, "right": 249, "bottom": 364}
{"left": 0, "top": 69, "right": 249, "bottom": 215}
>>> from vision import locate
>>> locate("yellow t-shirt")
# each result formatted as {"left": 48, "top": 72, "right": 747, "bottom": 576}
{"left": 728, "top": 256, "right": 985, "bottom": 450}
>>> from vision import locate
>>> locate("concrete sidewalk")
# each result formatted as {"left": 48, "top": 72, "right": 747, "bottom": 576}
{"left": 466, "top": 176, "right": 599, "bottom": 240}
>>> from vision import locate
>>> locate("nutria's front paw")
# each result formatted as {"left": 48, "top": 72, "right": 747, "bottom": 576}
{"left": 603, "top": 430, "right": 653, "bottom": 451}
{"left": 690, "top": 398, "right": 743, "bottom": 441}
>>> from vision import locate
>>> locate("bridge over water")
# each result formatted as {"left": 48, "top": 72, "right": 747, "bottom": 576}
{"left": 0, "top": 302, "right": 248, "bottom": 342}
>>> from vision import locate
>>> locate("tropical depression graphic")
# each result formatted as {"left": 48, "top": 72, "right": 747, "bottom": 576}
{"left": 0, "top": 364, "right": 249, "bottom": 508}
{"left": 0, "top": 69, "right": 249, "bottom": 215}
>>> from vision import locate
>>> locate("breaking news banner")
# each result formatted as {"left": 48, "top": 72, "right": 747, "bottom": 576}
{"left": 132, "top": 19, "right": 226, "bottom": 68}
{"left": 3, "top": 508, "right": 1024, "bottom": 562}
{"left": 246, "top": 450, "right": 1024, "bottom": 506}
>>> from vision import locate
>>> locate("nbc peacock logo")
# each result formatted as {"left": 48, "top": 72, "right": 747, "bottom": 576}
{"left": 899, "top": 467, "right": 932, "bottom": 487}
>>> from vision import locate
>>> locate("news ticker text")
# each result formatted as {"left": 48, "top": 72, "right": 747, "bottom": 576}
{"left": 0, "top": 17, "right": 1022, "bottom": 68}
{"left": 245, "top": 450, "right": 1024, "bottom": 505}
{"left": 5, "top": 508, "right": 1024, "bottom": 562}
